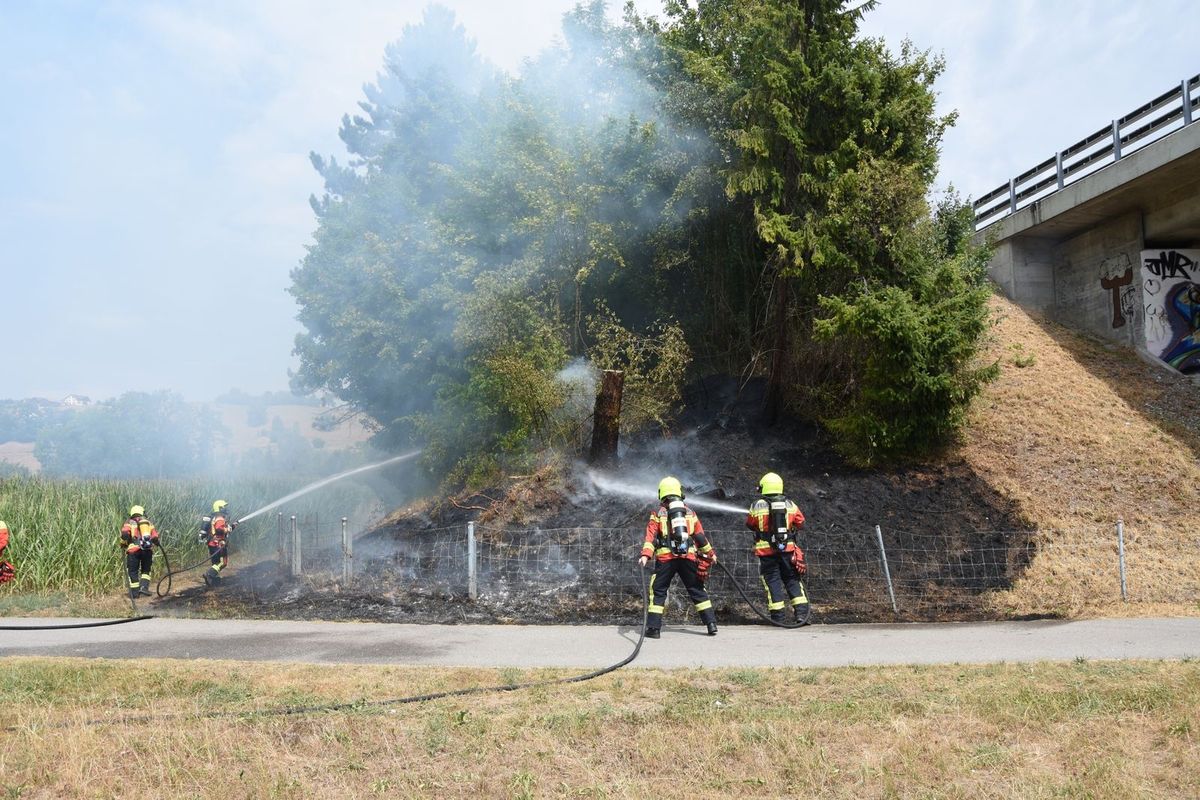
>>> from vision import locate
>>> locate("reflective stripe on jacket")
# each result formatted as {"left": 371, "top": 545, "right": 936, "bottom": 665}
{"left": 745, "top": 497, "right": 805, "bottom": 557}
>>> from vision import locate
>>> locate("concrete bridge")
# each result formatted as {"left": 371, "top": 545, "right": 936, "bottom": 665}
{"left": 974, "top": 75, "right": 1200, "bottom": 375}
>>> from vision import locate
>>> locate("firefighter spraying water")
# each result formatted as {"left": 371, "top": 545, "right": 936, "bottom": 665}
{"left": 637, "top": 476, "right": 719, "bottom": 638}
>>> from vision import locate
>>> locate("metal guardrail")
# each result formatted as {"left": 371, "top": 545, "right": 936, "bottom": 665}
{"left": 973, "top": 74, "right": 1200, "bottom": 229}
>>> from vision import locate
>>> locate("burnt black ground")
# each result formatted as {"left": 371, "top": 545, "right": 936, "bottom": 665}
{"left": 154, "top": 377, "right": 1038, "bottom": 625}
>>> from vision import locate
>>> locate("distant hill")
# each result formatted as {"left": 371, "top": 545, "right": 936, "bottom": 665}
{"left": 0, "top": 401, "right": 373, "bottom": 474}
{"left": 213, "top": 403, "right": 374, "bottom": 456}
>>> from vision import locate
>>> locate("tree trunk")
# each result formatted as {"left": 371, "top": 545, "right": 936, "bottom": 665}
{"left": 588, "top": 370, "right": 624, "bottom": 467}
{"left": 763, "top": 274, "right": 790, "bottom": 425}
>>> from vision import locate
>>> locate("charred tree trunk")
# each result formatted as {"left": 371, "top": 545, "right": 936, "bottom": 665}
{"left": 588, "top": 370, "right": 624, "bottom": 467}
{"left": 763, "top": 274, "right": 790, "bottom": 426}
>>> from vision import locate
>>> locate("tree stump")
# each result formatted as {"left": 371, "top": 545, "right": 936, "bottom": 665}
{"left": 588, "top": 369, "right": 624, "bottom": 467}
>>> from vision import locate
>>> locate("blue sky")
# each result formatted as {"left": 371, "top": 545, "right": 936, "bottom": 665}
{"left": 1, "top": 0, "right": 1196, "bottom": 402}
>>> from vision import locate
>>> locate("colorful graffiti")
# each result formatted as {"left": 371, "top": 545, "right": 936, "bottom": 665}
{"left": 1141, "top": 249, "right": 1200, "bottom": 374}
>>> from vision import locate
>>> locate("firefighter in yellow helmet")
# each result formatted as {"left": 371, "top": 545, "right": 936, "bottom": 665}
{"left": 119, "top": 505, "right": 159, "bottom": 600}
{"left": 746, "top": 472, "right": 809, "bottom": 624}
{"left": 637, "top": 477, "right": 718, "bottom": 638}
{"left": 0, "top": 520, "right": 14, "bottom": 584}
{"left": 199, "top": 500, "right": 237, "bottom": 586}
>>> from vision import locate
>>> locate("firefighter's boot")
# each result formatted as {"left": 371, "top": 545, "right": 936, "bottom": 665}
{"left": 770, "top": 611, "right": 785, "bottom": 623}
{"left": 206, "top": 565, "right": 222, "bottom": 586}
{"left": 129, "top": 587, "right": 139, "bottom": 601}
{"left": 138, "top": 577, "right": 152, "bottom": 597}
{"left": 644, "top": 627, "right": 660, "bottom": 639}
{"left": 703, "top": 610, "right": 718, "bottom": 636}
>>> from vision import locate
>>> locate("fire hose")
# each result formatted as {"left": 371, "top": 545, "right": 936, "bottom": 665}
{"left": 714, "top": 560, "right": 812, "bottom": 628}
{"left": 155, "top": 540, "right": 226, "bottom": 598}
{"left": 0, "top": 544, "right": 161, "bottom": 630}
{"left": 21, "top": 563, "right": 651, "bottom": 729}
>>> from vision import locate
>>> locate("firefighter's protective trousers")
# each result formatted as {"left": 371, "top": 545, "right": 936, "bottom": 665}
{"left": 758, "top": 551, "right": 808, "bottom": 618}
{"left": 125, "top": 548, "right": 153, "bottom": 592}
{"left": 646, "top": 557, "right": 715, "bottom": 632}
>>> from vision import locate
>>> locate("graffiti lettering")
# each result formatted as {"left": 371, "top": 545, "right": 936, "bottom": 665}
{"left": 1142, "top": 250, "right": 1195, "bottom": 279}
{"left": 1100, "top": 268, "right": 1133, "bottom": 328}
{"left": 1143, "top": 277, "right": 1161, "bottom": 296}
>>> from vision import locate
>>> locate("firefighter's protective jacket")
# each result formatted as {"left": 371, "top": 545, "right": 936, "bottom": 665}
{"left": 746, "top": 496, "right": 805, "bottom": 557}
{"left": 641, "top": 504, "right": 716, "bottom": 563}
{"left": 120, "top": 516, "right": 159, "bottom": 554}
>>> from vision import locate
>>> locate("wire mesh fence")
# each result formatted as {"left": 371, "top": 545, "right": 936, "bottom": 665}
{"left": 277, "top": 518, "right": 1200, "bottom": 623}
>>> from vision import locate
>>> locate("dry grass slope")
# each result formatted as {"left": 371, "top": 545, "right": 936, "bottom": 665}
{"left": 963, "top": 294, "right": 1200, "bottom": 617}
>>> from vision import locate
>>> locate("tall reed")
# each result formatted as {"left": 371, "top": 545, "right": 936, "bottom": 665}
{"left": 0, "top": 476, "right": 383, "bottom": 596}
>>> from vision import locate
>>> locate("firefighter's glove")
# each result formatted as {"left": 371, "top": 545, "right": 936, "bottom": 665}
{"left": 790, "top": 548, "right": 807, "bottom": 576}
{"left": 0, "top": 561, "right": 14, "bottom": 584}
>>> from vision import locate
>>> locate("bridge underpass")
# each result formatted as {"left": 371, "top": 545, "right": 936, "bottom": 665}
{"left": 974, "top": 75, "right": 1200, "bottom": 376}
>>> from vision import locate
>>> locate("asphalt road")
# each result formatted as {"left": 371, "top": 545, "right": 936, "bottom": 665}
{"left": 2, "top": 617, "right": 1198, "bottom": 668}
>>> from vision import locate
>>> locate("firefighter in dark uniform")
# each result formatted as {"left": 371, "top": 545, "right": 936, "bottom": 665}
{"left": 199, "top": 500, "right": 237, "bottom": 586}
{"left": 638, "top": 476, "right": 718, "bottom": 638}
{"left": 120, "top": 505, "right": 159, "bottom": 600}
{"left": 746, "top": 472, "right": 809, "bottom": 624}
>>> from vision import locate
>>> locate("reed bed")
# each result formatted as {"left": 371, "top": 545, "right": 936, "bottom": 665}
{"left": 0, "top": 476, "right": 382, "bottom": 596}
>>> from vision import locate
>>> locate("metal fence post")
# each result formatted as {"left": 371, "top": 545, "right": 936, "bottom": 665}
{"left": 467, "top": 521, "right": 477, "bottom": 600}
{"left": 341, "top": 516, "right": 352, "bottom": 584}
{"left": 290, "top": 515, "right": 301, "bottom": 577}
{"left": 276, "top": 512, "right": 283, "bottom": 566}
{"left": 1183, "top": 79, "right": 1193, "bottom": 126}
{"left": 1008, "top": 177, "right": 1017, "bottom": 213}
{"left": 874, "top": 524, "right": 899, "bottom": 615}
{"left": 1111, "top": 119, "right": 1122, "bottom": 161}
{"left": 1055, "top": 151, "right": 1065, "bottom": 189}
{"left": 1116, "top": 518, "right": 1128, "bottom": 602}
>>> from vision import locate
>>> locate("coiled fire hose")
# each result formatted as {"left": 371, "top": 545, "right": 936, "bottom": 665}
{"left": 714, "top": 560, "right": 812, "bottom": 628}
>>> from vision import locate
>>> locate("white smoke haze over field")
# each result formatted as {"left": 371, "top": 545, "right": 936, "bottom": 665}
{"left": 1, "top": 0, "right": 1194, "bottom": 402}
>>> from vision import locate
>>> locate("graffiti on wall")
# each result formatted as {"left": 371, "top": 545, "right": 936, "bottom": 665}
{"left": 1098, "top": 254, "right": 1136, "bottom": 329}
{"left": 1141, "top": 249, "right": 1200, "bottom": 374}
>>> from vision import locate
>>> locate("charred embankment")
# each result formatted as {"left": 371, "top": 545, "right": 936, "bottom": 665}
{"left": 160, "top": 378, "right": 1038, "bottom": 624}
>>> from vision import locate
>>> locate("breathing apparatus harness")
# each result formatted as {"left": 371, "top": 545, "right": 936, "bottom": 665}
{"left": 657, "top": 497, "right": 693, "bottom": 555}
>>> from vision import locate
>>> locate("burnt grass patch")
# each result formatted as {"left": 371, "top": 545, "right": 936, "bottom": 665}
{"left": 157, "top": 377, "right": 1039, "bottom": 624}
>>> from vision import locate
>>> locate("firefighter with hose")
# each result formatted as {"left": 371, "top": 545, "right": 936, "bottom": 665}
{"left": 746, "top": 472, "right": 810, "bottom": 624}
{"left": 199, "top": 500, "right": 237, "bottom": 586}
{"left": 120, "top": 505, "right": 159, "bottom": 600}
{"left": 0, "top": 520, "right": 14, "bottom": 584}
{"left": 637, "top": 476, "right": 718, "bottom": 639}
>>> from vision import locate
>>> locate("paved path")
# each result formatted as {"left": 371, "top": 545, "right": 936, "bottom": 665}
{"left": 2, "top": 617, "right": 1198, "bottom": 668}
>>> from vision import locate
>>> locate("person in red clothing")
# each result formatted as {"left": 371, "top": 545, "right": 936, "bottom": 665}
{"left": 0, "top": 520, "right": 14, "bottom": 584}
{"left": 746, "top": 472, "right": 810, "bottom": 624}
{"left": 119, "top": 505, "right": 159, "bottom": 600}
{"left": 637, "top": 476, "right": 718, "bottom": 638}
{"left": 199, "top": 500, "right": 238, "bottom": 586}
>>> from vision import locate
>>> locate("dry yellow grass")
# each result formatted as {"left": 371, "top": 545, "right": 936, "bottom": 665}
{"left": 963, "top": 294, "right": 1200, "bottom": 617}
{"left": 1, "top": 656, "right": 1197, "bottom": 799}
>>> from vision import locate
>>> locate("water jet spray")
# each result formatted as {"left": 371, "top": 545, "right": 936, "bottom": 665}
{"left": 237, "top": 450, "right": 423, "bottom": 523}
{"left": 586, "top": 470, "right": 746, "bottom": 515}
